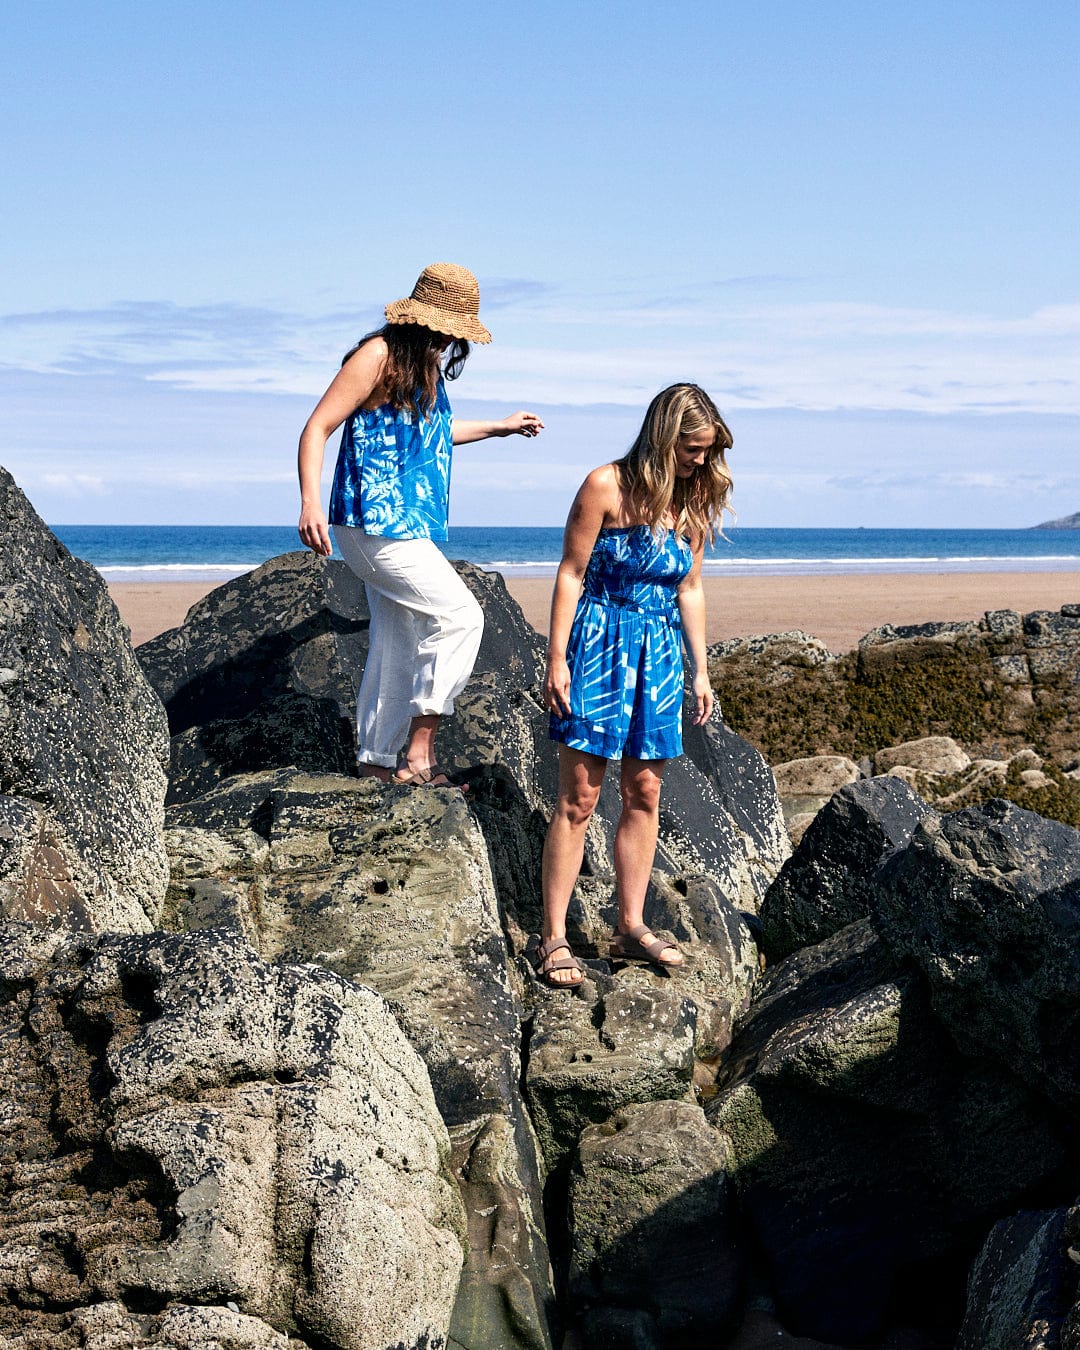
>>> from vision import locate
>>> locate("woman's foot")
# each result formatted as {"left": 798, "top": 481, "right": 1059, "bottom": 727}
{"left": 535, "top": 936, "right": 585, "bottom": 988}
{"left": 358, "top": 764, "right": 393, "bottom": 782}
{"left": 392, "top": 762, "right": 467, "bottom": 791}
{"left": 610, "top": 924, "right": 685, "bottom": 968}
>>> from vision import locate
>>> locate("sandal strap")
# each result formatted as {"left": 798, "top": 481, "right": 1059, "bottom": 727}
{"left": 535, "top": 937, "right": 584, "bottom": 985}
{"left": 393, "top": 763, "right": 452, "bottom": 786}
{"left": 614, "top": 926, "right": 677, "bottom": 959}
{"left": 639, "top": 933, "right": 676, "bottom": 958}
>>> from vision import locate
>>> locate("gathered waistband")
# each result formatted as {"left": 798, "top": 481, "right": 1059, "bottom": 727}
{"left": 582, "top": 585, "right": 679, "bottom": 619}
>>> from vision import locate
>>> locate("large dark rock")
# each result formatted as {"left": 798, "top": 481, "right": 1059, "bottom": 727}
{"left": 166, "top": 768, "right": 525, "bottom": 1131}
{"left": 0, "top": 922, "right": 465, "bottom": 1349}
{"left": 0, "top": 467, "right": 169, "bottom": 932}
{"left": 148, "top": 553, "right": 785, "bottom": 1056}
{"left": 871, "top": 799, "right": 1080, "bottom": 1115}
{"left": 956, "top": 1206, "right": 1080, "bottom": 1350}
{"left": 759, "top": 776, "right": 934, "bottom": 962}
{"left": 137, "top": 552, "right": 370, "bottom": 802}
{"left": 708, "top": 921, "right": 1080, "bottom": 1346}
{"left": 163, "top": 767, "right": 556, "bottom": 1350}
{"left": 138, "top": 553, "right": 548, "bottom": 807}
{"left": 566, "top": 1100, "right": 743, "bottom": 1345}
{"left": 683, "top": 715, "right": 800, "bottom": 894}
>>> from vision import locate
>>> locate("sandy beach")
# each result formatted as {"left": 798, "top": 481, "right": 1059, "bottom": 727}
{"left": 110, "top": 571, "right": 1080, "bottom": 653}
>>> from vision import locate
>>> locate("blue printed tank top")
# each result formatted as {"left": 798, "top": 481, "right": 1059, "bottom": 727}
{"left": 329, "top": 377, "right": 453, "bottom": 541}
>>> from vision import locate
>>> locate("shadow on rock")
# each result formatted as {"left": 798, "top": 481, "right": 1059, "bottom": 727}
{"left": 709, "top": 920, "right": 1080, "bottom": 1346}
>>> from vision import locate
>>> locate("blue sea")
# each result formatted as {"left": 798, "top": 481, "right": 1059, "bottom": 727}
{"left": 50, "top": 524, "right": 1080, "bottom": 583}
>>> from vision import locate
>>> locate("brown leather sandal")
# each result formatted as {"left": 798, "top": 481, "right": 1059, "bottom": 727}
{"left": 535, "top": 937, "right": 585, "bottom": 989}
{"left": 391, "top": 763, "right": 464, "bottom": 790}
{"left": 609, "top": 923, "right": 685, "bottom": 968}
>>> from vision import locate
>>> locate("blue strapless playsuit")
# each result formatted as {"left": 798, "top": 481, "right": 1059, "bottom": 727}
{"left": 549, "top": 525, "right": 693, "bottom": 760}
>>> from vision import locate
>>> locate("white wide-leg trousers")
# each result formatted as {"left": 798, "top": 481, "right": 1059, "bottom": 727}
{"left": 334, "top": 525, "right": 484, "bottom": 767}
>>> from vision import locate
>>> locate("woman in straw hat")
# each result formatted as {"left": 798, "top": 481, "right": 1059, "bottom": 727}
{"left": 298, "top": 262, "right": 543, "bottom": 786}
{"left": 535, "top": 384, "right": 733, "bottom": 988}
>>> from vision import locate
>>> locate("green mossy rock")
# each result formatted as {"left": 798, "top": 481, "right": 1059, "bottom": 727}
{"left": 708, "top": 606, "right": 1080, "bottom": 827}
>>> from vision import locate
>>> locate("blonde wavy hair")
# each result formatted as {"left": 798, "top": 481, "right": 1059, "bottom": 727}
{"left": 616, "top": 384, "right": 733, "bottom": 545}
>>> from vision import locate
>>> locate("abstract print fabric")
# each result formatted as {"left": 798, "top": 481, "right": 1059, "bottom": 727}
{"left": 329, "top": 378, "right": 453, "bottom": 540}
{"left": 550, "top": 525, "right": 693, "bottom": 760}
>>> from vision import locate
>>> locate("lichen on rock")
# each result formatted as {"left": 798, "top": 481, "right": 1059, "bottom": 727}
{"left": 0, "top": 468, "right": 170, "bottom": 933}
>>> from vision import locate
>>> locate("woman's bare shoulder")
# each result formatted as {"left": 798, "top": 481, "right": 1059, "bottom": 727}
{"left": 564, "top": 463, "right": 621, "bottom": 536}
{"left": 578, "top": 462, "right": 621, "bottom": 505}
{"left": 343, "top": 334, "right": 388, "bottom": 370}
{"left": 335, "top": 336, "right": 389, "bottom": 409}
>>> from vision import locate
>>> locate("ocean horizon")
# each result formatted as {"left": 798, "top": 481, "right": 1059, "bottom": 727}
{"left": 51, "top": 524, "right": 1080, "bottom": 584}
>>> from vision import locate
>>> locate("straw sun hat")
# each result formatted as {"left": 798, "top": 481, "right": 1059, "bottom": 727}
{"left": 384, "top": 262, "right": 492, "bottom": 344}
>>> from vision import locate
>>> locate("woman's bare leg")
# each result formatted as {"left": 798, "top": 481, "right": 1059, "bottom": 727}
{"left": 398, "top": 714, "right": 459, "bottom": 786}
{"left": 540, "top": 745, "right": 607, "bottom": 984}
{"left": 400, "top": 714, "right": 439, "bottom": 772}
{"left": 614, "top": 757, "right": 682, "bottom": 965}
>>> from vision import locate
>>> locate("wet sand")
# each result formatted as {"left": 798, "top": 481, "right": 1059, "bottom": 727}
{"left": 110, "top": 571, "right": 1080, "bottom": 653}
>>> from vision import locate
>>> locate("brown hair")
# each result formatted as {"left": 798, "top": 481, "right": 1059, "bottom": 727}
{"left": 616, "top": 384, "right": 734, "bottom": 545}
{"left": 342, "top": 323, "right": 470, "bottom": 417}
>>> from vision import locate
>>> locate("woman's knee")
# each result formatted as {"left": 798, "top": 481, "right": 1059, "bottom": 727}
{"left": 443, "top": 592, "right": 484, "bottom": 645}
{"left": 560, "top": 780, "right": 601, "bottom": 828}
{"left": 463, "top": 593, "right": 484, "bottom": 641}
{"left": 621, "top": 770, "right": 662, "bottom": 814}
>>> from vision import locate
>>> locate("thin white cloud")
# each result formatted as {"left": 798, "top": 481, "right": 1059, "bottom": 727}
{"left": 825, "top": 469, "right": 1080, "bottom": 494}
{"left": 40, "top": 471, "right": 106, "bottom": 494}
{"left": 25, "top": 462, "right": 296, "bottom": 492}
{"left": 450, "top": 459, "right": 586, "bottom": 493}
{"left": 1, "top": 291, "right": 1078, "bottom": 417}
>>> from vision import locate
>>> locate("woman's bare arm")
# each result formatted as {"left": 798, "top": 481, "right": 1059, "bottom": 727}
{"left": 297, "top": 339, "right": 386, "bottom": 556}
{"left": 452, "top": 410, "right": 544, "bottom": 444}
{"left": 677, "top": 538, "right": 714, "bottom": 726}
{"left": 543, "top": 465, "right": 618, "bottom": 716}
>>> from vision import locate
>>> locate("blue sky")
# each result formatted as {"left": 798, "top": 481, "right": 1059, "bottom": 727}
{"left": 3, "top": 0, "right": 1077, "bottom": 527}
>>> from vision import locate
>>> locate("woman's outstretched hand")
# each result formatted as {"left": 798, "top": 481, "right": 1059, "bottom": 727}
{"left": 499, "top": 410, "right": 544, "bottom": 438}
{"left": 298, "top": 506, "right": 333, "bottom": 557}
{"left": 690, "top": 671, "right": 714, "bottom": 726}
{"left": 544, "top": 654, "right": 572, "bottom": 717}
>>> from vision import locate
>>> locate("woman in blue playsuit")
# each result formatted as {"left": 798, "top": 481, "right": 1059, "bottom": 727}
{"left": 536, "top": 384, "right": 733, "bottom": 987}
{"left": 298, "top": 263, "right": 543, "bottom": 786}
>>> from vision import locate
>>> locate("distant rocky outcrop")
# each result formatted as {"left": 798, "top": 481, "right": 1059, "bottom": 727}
{"left": 710, "top": 607, "right": 1080, "bottom": 770}
{"left": 1034, "top": 510, "right": 1080, "bottom": 529}
{"left": 0, "top": 467, "right": 170, "bottom": 933}
{"left": 711, "top": 605, "right": 1080, "bottom": 831}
